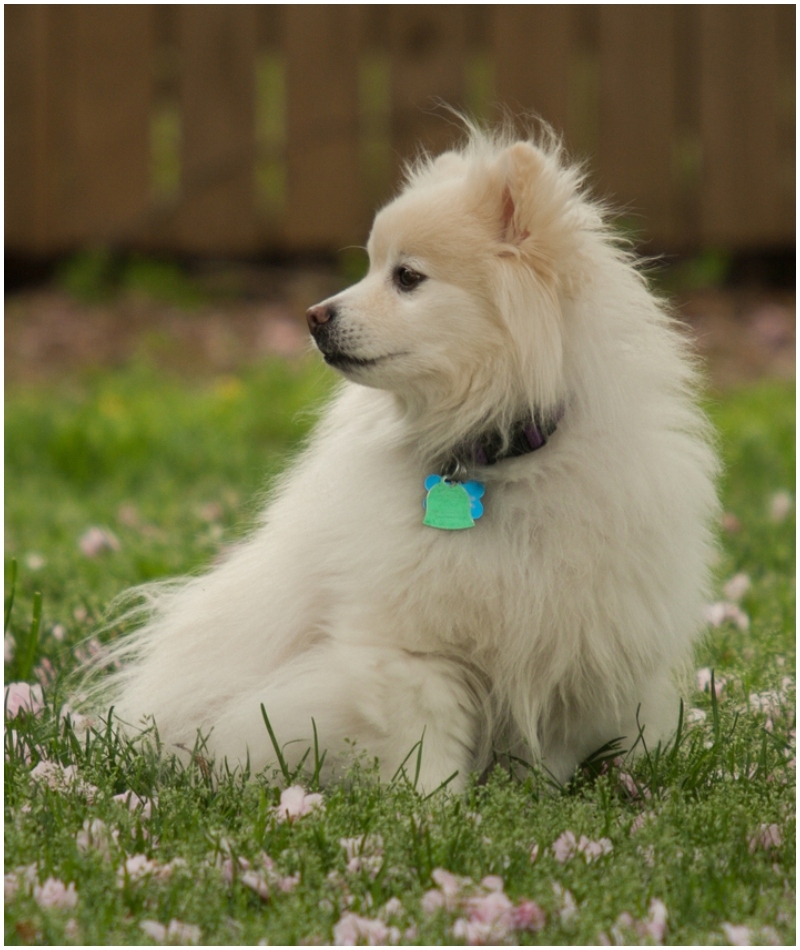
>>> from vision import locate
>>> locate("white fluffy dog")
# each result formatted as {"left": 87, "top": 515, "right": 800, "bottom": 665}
{"left": 98, "top": 125, "right": 718, "bottom": 792}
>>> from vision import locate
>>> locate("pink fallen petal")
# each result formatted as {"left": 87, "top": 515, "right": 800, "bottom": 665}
{"left": 278, "top": 873, "right": 300, "bottom": 893}
{"left": 118, "top": 854, "right": 159, "bottom": 883}
{"left": 140, "top": 920, "right": 167, "bottom": 942}
{"left": 240, "top": 870, "right": 270, "bottom": 901}
{"left": 768, "top": 491, "right": 792, "bottom": 524}
{"left": 748, "top": 823, "right": 782, "bottom": 853}
{"left": 686, "top": 707, "right": 707, "bottom": 725}
{"left": 431, "top": 867, "right": 469, "bottom": 897}
{"left": 333, "top": 912, "right": 390, "bottom": 946}
{"left": 79, "top": 526, "right": 121, "bottom": 558}
{"left": 644, "top": 898, "right": 668, "bottom": 943}
{"left": 75, "top": 818, "right": 118, "bottom": 856}
{"left": 577, "top": 836, "right": 614, "bottom": 862}
{"left": 381, "top": 897, "right": 403, "bottom": 920}
{"left": 50, "top": 624, "right": 67, "bottom": 642}
{"left": 4, "top": 633, "right": 14, "bottom": 664}
{"left": 33, "top": 877, "right": 78, "bottom": 910}
{"left": 113, "top": 790, "right": 153, "bottom": 819}
{"left": 695, "top": 666, "right": 727, "bottom": 696}
{"left": 25, "top": 553, "right": 46, "bottom": 571}
{"left": 553, "top": 883, "right": 577, "bottom": 923}
{"left": 421, "top": 889, "right": 446, "bottom": 914}
{"left": 510, "top": 899, "right": 546, "bottom": 932}
{"left": 166, "top": 919, "right": 201, "bottom": 944}
{"left": 452, "top": 917, "right": 493, "bottom": 945}
{"left": 4, "top": 682, "right": 44, "bottom": 718}
{"left": 4, "top": 873, "right": 19, "bottom": 902}
{"left": 722, "top": 923, "right": 752, "bottom": 946}
{"left": 276, "top": 785, "right": 324, "bottom": 822}
{"left": 723, "top": 573, "right": 751, "bottom": 602}
{"left": 479, "top": 875, "right": 505, "bottom": 893}
{"left": 529, "top": 842, "right": 539, "bottom": 863}
{"left": 466, "top": 890, "right": 513, "bottom": 925}
{"left": 551, "top": 830, "right": 577, "bottom": 863}
{"left": 703, "top": 603, "right": 728, "bottom": 628}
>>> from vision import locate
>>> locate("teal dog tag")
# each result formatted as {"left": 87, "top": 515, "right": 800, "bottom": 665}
{"left": 423, "top": 475, "right": 485, "bottom": 530}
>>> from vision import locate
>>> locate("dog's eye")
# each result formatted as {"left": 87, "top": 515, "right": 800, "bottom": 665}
{"left": 393, "top": 266, "right": 426, "bottom": 292}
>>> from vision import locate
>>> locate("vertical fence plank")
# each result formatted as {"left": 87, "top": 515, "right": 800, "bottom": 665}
{"left": 284, "top": 5, "right": 364, "bottom": 250}
{"left": 5, "top": 6, "right": 42, "bottom": 249}
{"left": 176, "top": 6, "right": 258, "bottom": 254}
{"left": 493, "top": 6, "right": 575, "bottom": 139}
{"left": 699, "top": 6, "right": 781, "bottom": 246}
{"left": 775, "top": 4, "right": 796, "bottom": 237}
{"left": 389, "top": 6, "right": 468, "bottom": 180}
{"left": 71, "top": 6, "right": 152, "bottom": 244}
{"left": 597, "top": 6, "right": 679, "bottom": 246}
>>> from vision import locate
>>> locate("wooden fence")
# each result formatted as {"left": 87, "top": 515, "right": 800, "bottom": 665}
{"left": 5, "top": 5, "right": 795, "bottom": 257}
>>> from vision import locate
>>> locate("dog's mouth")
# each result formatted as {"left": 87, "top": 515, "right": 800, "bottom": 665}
{"left": 321, "top": 349, "right": 402, "bottom": 372}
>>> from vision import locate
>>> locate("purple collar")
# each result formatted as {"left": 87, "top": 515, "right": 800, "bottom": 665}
{"left": 453, "top": 408, "right": 563, "bottom": 470}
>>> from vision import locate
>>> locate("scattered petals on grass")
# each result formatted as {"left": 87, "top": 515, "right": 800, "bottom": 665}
{"left": 78, "top": 525, "right": 121, "bottom": 557}
{"left": 274, "top": 785, "right": 324, "bottom": 822}
{"left": 25, "top": 552, "right": 46, "bottom": 571}
{"left": 4, "top": 682, "right": 44, "bottom": 718}
{"left": 422, "top": 868, "right": 549, "bottom": 942}
{"left": 33, "top": 877, "right": 78, "bottom": 910}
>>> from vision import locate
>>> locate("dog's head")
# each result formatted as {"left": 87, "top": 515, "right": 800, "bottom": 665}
{"left": 307, "top": 133, "right": 590, "bottom": 445}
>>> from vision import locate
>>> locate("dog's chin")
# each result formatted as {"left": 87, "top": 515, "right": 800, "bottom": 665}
{"left": 321, "top": 348, "right": 403, "bottom": 383}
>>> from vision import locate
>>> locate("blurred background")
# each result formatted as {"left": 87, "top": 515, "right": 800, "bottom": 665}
{"left": 5, "top": 4, "right": 796, "bottom": 388}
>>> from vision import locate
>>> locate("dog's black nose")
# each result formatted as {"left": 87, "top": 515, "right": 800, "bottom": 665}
{"left": 306, "top": 304, "right": 336, "bottom": 333}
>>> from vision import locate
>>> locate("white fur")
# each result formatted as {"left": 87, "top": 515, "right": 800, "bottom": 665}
{"left": 92, "top": 126, "right": 719, "bottom": 792}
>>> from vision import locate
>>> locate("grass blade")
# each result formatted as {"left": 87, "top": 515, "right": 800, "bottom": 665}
{"left": 260, "top": 704, "right": 291, "bottom": 784}
{"left": 4, "top": 558, "right": 17, "bottom": 634}
{"left": 18, "top": 590, "right": 42, "bottom": 681}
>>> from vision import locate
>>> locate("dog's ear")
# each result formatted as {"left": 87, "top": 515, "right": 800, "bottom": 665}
{"left": 498, "top": 143, "right": 543, "bottom": 247}
{"left": 483, "top": 143, "right": 566, "bottom": 413}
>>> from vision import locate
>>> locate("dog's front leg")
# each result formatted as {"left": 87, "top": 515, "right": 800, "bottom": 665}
{"left": 208, "top": 641, "right": 482, "bottom": 794}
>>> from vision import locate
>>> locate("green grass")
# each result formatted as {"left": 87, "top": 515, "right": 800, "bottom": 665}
{"left": 4, "top": 364, "right": 795, "bottom": 946}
